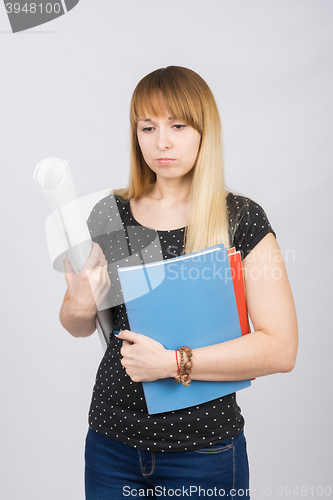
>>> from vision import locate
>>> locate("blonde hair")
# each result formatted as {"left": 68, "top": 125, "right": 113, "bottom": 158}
{"left": 115, "top": 66, "right": 230, "bottom": 252}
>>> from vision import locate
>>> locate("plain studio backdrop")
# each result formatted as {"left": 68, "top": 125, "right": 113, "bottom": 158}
{"left": 1, "top": 1, "right": 332, "bottom": 498}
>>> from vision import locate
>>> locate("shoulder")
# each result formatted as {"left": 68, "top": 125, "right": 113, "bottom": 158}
{"left": 226, "top": 192, "right": 270, "bottom": 223}
{"left": 226, "top": 192, "right": 276, "bottom": 259}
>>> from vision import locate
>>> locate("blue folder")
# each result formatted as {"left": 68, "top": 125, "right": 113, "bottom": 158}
{"left": 118, "top": 244, "right": 251, "bottom": 414}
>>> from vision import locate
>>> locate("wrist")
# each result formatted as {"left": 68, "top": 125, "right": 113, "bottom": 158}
{"left": 163, "top": 349, "right": 180, "bottom": 379}
{"left": 174, "top": 346, "right": 193, "bottom": 387}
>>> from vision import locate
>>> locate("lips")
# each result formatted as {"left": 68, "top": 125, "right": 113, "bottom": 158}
{"left": 156, "top": 158, "right": 176, "bottom": 165}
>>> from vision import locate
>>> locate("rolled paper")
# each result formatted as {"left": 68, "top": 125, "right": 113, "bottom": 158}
{"left": 33, "top": 157, "right": 92, "bottom": 274}
{"left": 33, "top": 157, "right": 112, "bottom": 349}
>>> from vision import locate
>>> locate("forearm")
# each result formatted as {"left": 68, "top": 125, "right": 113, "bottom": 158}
{"left": 60, "top": 245, "right": 111, "bottom": 338}
{"left": 191, "top": 328, "right": 297, "bottom": 381}
{"left": 59, "top": 298, "right": 97, "bottom": 338}
{"left": 118, "top": 326, "right": 297, "bottom": 383}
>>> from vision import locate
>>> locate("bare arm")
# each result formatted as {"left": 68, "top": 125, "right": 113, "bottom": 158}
{"left": 190, "top": 233, "right": 298, "bottom": 380}
{"left": 59, "top": 243, "right": 111, "bottom": 338}
{"left": 118, "top": 233, "right": 298, "bottom": 382}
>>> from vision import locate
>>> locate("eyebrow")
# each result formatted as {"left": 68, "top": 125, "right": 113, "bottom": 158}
{"left": 138, "top": 117, "right": 175, "bottom": 122}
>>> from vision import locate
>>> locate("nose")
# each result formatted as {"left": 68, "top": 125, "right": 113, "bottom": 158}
{"left": 156, "top": 128, "right": 172, "bottom": 152}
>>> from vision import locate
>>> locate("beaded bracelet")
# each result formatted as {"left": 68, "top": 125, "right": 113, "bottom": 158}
{"left": 174, "top": 346, "right": 193, "bottom": 387}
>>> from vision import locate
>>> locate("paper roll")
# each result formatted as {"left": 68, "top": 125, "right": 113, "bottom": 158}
{"left": 33, "top": 157, "right": 112, "bottom": 349}
{"left": 33, "top": 157, "right": 92, "bottom": 274}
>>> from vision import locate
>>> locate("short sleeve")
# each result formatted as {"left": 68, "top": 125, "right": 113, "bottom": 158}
{"left": 86, "top": 195, "right": 112, "bottom": 241}
{"left": 86, "top": 194, "right": 130, "bottom": 258}
{"left": 227, "top": 194, "right": 276, "bottom": 259}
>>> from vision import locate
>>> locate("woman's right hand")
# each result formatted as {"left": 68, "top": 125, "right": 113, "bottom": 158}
{"left": 63, "top": 242, "right": 111, "bottom": 321}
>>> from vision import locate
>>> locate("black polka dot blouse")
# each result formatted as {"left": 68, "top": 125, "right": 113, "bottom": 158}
{"left": 86, "top": 192, "right": 275, "bottom": 452}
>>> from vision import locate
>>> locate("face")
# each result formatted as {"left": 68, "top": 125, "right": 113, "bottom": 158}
{"left": 136, "top": 113, "right": 201, "bottom": 182}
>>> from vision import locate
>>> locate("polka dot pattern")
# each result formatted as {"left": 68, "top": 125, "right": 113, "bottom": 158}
{"left": 86, "top": 193, "right": 275, "bottom": 452}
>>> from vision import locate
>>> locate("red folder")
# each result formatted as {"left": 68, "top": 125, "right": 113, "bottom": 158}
{"left": 227, "top": 248, "right": 250, "bottom": 336}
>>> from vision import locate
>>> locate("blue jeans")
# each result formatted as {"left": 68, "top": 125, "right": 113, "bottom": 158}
{"left": 85, "top": 428, "right": 250, "bottom": 499}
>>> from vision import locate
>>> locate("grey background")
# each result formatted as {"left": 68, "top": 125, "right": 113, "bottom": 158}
{"left": 1, "top": 1, "right": 332, "bottom": 498}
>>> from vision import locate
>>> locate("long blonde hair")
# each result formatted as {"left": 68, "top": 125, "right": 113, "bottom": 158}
{"left": 114, "top": 66, "right": 230, "bottom": 253}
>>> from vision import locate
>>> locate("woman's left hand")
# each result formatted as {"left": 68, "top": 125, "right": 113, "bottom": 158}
{"left": 116, "top": 330, "right": 177, "bottom": 382}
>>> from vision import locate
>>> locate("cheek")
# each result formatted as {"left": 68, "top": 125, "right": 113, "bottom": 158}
{"left": 137, "top": 138, "right": 155, "bottom": 168}
{"left": 137, "top": 135, "right": 153, "bottom": 155}
{"left": 188, "top": 134, "right": 201, "bottom": 159}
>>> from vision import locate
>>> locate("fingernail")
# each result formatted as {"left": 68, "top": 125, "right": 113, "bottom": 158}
{"left": 113, "top": 330, "right": 121, "bottom": 335}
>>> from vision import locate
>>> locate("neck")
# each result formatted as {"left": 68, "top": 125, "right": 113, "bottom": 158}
{"left": 147, "top": 171, "right": 193, "bottom": 203}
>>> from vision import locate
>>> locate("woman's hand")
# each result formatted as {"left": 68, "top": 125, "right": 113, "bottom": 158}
{"left": 116, "top": 330, "right": 177, "bottom": 382}
{"left": 62, "top": 242, "right": 111, "bottom": 323}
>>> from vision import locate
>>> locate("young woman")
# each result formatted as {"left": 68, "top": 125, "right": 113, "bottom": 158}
{"left": 60, "top": 66, "right": 298, "bottom": 499}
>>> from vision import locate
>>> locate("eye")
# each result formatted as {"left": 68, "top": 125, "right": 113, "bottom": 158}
{"left": 142, "top": 126, "right": 155, "bottom": 133}
{"left": 173, "top": 124, "right": 187, "bottom": 131}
